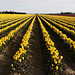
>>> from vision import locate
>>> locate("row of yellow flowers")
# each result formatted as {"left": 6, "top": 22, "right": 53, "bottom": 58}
{"left": 0, "top": 14, "right": 31, "bottom": 24}
{"left": 43, "top": 15, "right": 75, "bottom": 25}
{"left": 0, "top": 18, "right": 15, "bottom": 25}
{"left": 0, "top": 16, "right": 34, "bottom": 52}
{"left": 37, "top": 16, "right": 63, "bottom": 72}
{"left": 42, "top": 16, "right": 75, "bottom": 38}
{"left": 55, "top": 16, "right": 75, "bottom": 25}
{"left": 0, "top": 16, "right": 21, "bottom": 25}
{"left": 50, "top": 17, "right": 75, "bottom": 27}
{"left": 48, "top": 18, "right": 75, "bottom": 31}
{"left": 0, "top": 15, "right": 18, "bottom": 24}
{"left": 40, "top": 16, "right": 75, "bottom": 54}
{"left": 0, "top": 17, "right": 26, "bottom": 29}
{"left": 0, "top": 16, "right": 30, "bottom": 34}
{"left": 11, "top": 16, "right": 36, "bottom": 71}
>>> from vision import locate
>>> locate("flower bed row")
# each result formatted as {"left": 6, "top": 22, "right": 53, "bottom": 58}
{"left": 40, "top": 16, "right": 75, "bottom": 56}
{"left": 49, "top": 18, "right": 75, "bottom": 31}
{"left": 0, "top": 17, "right": 27, "bottom": 29}
{"left": 11, "top": 16, "right": 36, "bottom": 72}
{"left": 37, "top": 16, "right": 63, "bottom": 74}
{"left": 41, "top": 16, "right": 75, "bottom": 39}
{"left": 0, "top": 16, "right": 34, "bottom": 53}
{"left": 0, "top": 16, "right": 31, "bottom": 34}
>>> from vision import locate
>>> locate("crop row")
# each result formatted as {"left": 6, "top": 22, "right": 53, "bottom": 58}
{"left": 47, "top": 17, "right": 75, "bottom": 30}
{"left": 39, "top": 16, "right": 75, "bottom": 56}
{"left": 11, "top": 16, "right": 36, "bottom": 71}
{"left": 0, "top": 16, "right": 32, "bottom": 34}
{"left": 0, "top": 17, "right": 27, "bottom": 29}
{"left": 0, "top": 16, "right": 34, "bottom": 52}
{"left": 0, "top": 14, "right": 33, "bottom": 24}
{"left": 37, "top": 16, "right": 63, "bottom": 74}
{"left": 41, "top": 16, "right": 75, "bottom": 40}
{"left": 46, "top": 15, "right": 75, "bottom": 24}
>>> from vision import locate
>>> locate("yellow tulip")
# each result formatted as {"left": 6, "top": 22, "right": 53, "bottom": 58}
{"left": 54, "top": 60, "right": 57, "bottom": 64}
{"left": 22, "top": 57, "right": 24, "bottom": 60}
{"left": 19, "top": 59, "right": 21, "bottom": 62}
{"left": 56, "top": 66, "right": 58, "bottom": 70}
{"left": 60, "top": 56, "right": 63, "bottom": 59}
{"left": 58, "top": 60, "right": 61, "bottom": 63}
{"left": 11, "top": 64, "right": 13, "bottom": 67}
{"left": 52, "top": 64, "right": 54, "bottom": 67}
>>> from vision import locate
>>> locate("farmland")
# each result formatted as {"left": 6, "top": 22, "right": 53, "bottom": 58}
{"left": 0, "top": 14, "right": 75, "bottom": 75}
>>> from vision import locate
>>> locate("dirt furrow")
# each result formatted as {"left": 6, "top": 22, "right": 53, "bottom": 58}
{"left": 0, "top": 19, "right": 33, "bottom": 75}
{"left": 0, "top": 18, "right": 29, "bottom": 39}
{"left": 28, "top": 17, "right": 45, "bottom": 75}
{"left": 41, "top": 19, "right": 75, "bottom": 75}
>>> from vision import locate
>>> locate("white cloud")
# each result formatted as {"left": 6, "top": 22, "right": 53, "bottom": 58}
{"left": 0, "top": 0, "right": 75, "bottom": 13}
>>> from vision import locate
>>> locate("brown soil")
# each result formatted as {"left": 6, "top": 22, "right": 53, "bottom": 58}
{"left": 0, "top": 18, "right": 29, "bottom": 39}
{"left": 9, "top": 17, "right": 45, "bottom": 75}
{"left": 0, "top": 19, "right": 32, "bottom": 75}
{"left": 0, "top": 16, "right": 75, "bottom": 75}
{"left": 43, "top": 17, "right": 75, "bottom": 41}
{"left": 41, "top": 19, "right": 75, "bottom": 75}
{"left": 27, "top": 17, "right": 45, "bottom": 75}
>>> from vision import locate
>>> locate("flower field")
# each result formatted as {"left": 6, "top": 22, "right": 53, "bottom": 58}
{"left": 0, "top": 14, "right": 75, "bottom": 75}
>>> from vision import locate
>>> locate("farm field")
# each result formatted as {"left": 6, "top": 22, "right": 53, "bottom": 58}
{"left": 0, "top": 14, "right": 75, "bottom": 75}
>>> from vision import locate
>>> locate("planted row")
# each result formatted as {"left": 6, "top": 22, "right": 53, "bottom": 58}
{"left": 11, "top": 16, "right": 36, "bottom": 72}
{"left": 37, "top": 16, "right": 63, "bottom": 74}
{"left": 41, "top": 16, "right": 75, "bottom": 39}
{"left": 40, "top": 16, "right": 75, "bottom": 56}
{"left": 0, "top": 16, "right": 33, "bottom": 53}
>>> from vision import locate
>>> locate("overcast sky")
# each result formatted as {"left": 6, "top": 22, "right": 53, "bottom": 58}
{"left": 0, "top": 0, "right": 75, "bottom": 13}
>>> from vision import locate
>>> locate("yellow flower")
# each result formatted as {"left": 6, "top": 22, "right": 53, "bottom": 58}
{"left": 11, "top": 64, "right": 13, "bottom": 67}
{"left": 51, "top": 51, "right": 53, "bottom": 55}
{"left": 24, "top": 50, "right": 27, "bottom": 53}
{"left": 52, "top": 64, "right": 54, "bottom": 67}
{"left": 56, "top": 57, "right": 59, "bottom": 60}
{"left": 58, "top": 60, "right": 61, "bottom": 63}
{"left": 56, "top": 66, "right": 58, "bottom": 70}
{"left": 15, "top": 57, "right": 17, "bottom": 60}
{"left": 27, "top": 46, "right": 29, "bottom": 48}
{"left": 22, "top": 57, "right": 24, "bottom": 60}
{"left": 60, "top": 56, "right": 63, "bottom": 59}
{"left": 13, "top": 56, "right": 17, "bottom": 60}
{"left": 70, "top": 44, "right": 72, "bottom": 48}
{"left": 19, "top": 59, "right": 21, "bottom": 62}
{"left": 53, "top": 55, "right": 56, "bottom": 59}
{"left": 19, "top": 48, "right": 22, "bottom": 53}
{"left": 0, "top": 43, "right": 2, "bottom": 46}
{"left": 54, "top": 60, "right": 57, "bottom": 64}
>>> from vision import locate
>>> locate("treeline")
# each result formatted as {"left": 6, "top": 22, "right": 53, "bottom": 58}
{"left": 60, "top": 12, "right": 75, "bottom": 14}
{"left": 46, "top": 12, "right": 75, "bottom": 15}
{"left": 0, "top": 11, "right": 26, "bottom": 14}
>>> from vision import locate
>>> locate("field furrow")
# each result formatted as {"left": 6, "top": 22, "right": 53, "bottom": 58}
{"left": 0, "top": 14, "right": 75, "bottom": 75}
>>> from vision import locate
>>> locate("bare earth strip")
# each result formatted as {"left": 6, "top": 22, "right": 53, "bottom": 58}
{"left": 42, "top": 20, "right": 75, "bottom": 75}
{"left": 0, "top": 19, "right": 32, "bottom": 75}
{"left": 27, "top": 17, "right": 45, "bottom": 75}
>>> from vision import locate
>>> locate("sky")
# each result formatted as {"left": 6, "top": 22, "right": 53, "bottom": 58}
{"left": 0, "top": 0, "right": 75, "bottom": 13}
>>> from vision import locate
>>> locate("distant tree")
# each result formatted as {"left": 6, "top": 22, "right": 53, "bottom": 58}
{"left": 61, "top": 12, "right": 72, "bottom": 14}
{"left": 0, "top": 11, "right": 26, "bottom": 14}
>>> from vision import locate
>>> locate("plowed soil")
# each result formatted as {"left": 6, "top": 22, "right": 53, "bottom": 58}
{"left": 0, "top": 17, "right": 75, "bottom": 75}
